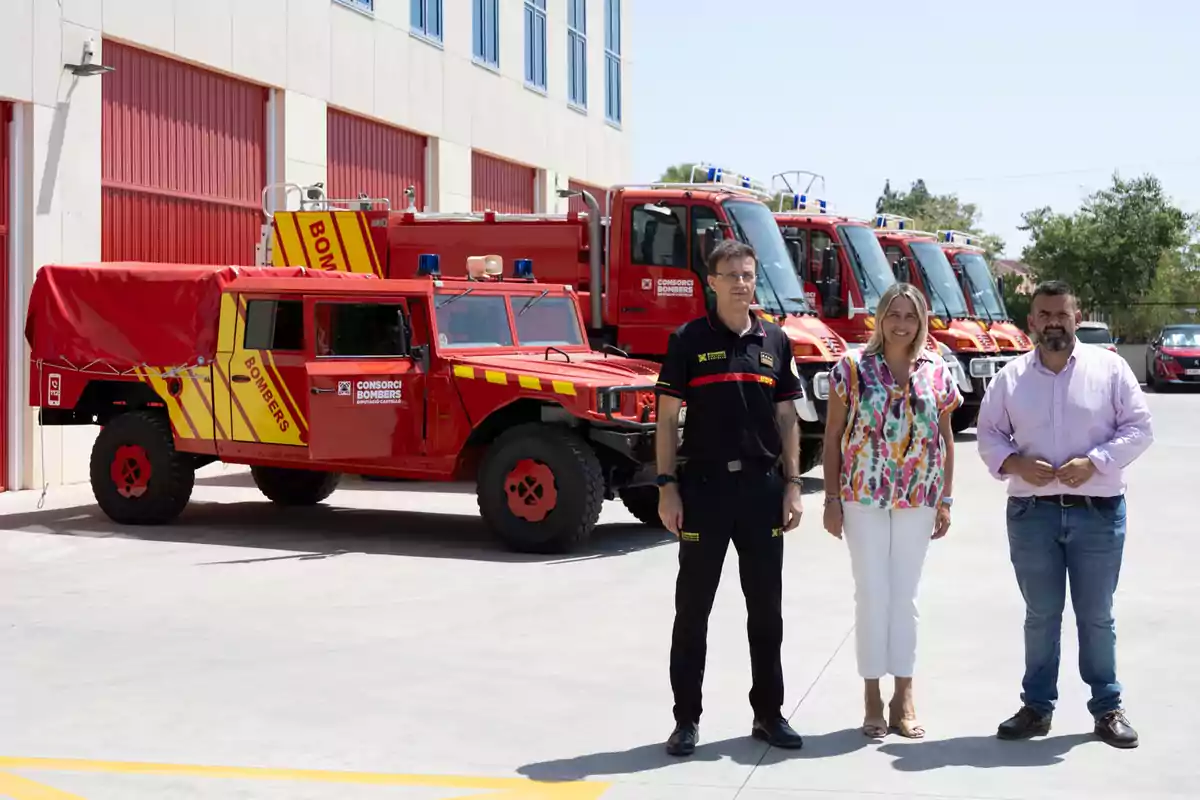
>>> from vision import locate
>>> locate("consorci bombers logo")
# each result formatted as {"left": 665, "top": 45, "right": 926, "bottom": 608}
{"left": 354, "top": 379, "right": 403, "bottom": 405}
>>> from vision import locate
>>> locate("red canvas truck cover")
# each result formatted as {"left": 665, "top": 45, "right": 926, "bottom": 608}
{"left": 25, "top": 262, "right": 374, "bottom": 369}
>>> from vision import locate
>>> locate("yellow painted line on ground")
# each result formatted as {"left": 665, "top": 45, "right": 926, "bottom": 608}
{"left": 0, "top": 770, "right": 86, "bottom": 799}
{"left": 0, "top": 756, "right": 610, "bottom": 799}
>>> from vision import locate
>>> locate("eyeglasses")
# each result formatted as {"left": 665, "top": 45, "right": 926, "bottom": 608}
{"left": 716, "top": 271, "right": 756, "bottom": 284}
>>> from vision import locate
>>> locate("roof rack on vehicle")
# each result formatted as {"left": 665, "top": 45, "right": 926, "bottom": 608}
{"left": 937, "top": 229, "right": 986, "bottom": 250}
{"left": 624, "top": 162, "right": 773, "bottom": 201}
{"left": 873, "top": 213, "right": 938, "bottom": 238}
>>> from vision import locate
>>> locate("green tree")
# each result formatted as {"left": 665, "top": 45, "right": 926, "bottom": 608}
{"left": 875, "top": 178, "right": 1006, "bottom": 260}
{"left": 656, "top": 163, "right": 699, "bottom": 183}
{"left": 1018, "top": 173, "right": 1195, "bottom": 322}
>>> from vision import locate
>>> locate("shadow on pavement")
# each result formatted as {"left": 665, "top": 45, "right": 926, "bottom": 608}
{"left": 878, "top": 732, "right": 1094, "bottom": 771}
{"left": 0, "top": 500, "right": 675, "bottom": 565}
{"left": 517, "top": 728, "right": 870, "bottom": 781}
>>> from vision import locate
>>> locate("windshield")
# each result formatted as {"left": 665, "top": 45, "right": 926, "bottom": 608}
{"left": 839, "top": 225, "right": 895, "bottom": 312}
{"left": 724, "top": 200, "right": 813, "bottom": 315}
{"left": 514, "top": 295, "right": 584, "bottom": 346}
{"left": 1161, "top": 327, "right": 1200, "bottom": 347}
{"left": 957, "top": 253, "right": 1007, "bottom": 320}
{"left": 909, "top": 241, "right": 970, "bottom": 318}
{"left": 434, "top": 294, "right": 514, "bottom": 348}
{"left": 1075, "top": 327, "right": 1113, "bottom": 344}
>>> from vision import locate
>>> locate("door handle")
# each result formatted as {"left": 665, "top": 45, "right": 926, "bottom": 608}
{"left": 311, "top": 387, "right": 335, "bottom": 395}
{"left": 231, "top": 374, "right": 250, "bottom": 383}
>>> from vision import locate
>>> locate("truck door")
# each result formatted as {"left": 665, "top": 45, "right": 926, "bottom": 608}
{"left": 620, "top": 201, "right": 707, "bottom": 354}
{"left": 303, "top": 297, "right": 425, "bottom": 463}
{"left": 218, "top": 294, "right": 310, "bottom": 451}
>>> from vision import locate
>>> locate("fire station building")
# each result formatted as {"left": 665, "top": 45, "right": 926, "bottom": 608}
{"left": 0, "top": 0, "right": 631, "bottom": 492}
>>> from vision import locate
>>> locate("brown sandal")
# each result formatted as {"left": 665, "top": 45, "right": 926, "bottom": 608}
{"left": 862, "top": 715, "right": 888, "bottom": 738}
{"left": 889, "top": 702, "right": 925, "bottom": 739}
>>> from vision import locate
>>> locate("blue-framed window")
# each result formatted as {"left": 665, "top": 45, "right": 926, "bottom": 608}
{"left": 411, "top": 0, "right": 443, "bottom": 43}
{"left": 333, "top": 0, "right": 374, "bottom": 15}
{"left": 473, "top": 0, "right": 499, "bottom": 67}
{"left": 604, "top": 0, "right": 621, "bottom": 123}
{"left": 568, "top": 0, "right": 587, "bottom": 108}
{"left": 524, "top": 0, "right": 547, "bottom": 90}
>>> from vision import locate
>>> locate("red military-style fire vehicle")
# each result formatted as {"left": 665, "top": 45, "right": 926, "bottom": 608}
{"left": 24, "top": 258, "right": 670, "bottom": 553}
{"left": 255, "top": 163, "right": 848, "bottom": 474}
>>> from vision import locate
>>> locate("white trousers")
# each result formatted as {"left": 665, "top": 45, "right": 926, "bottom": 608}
{"left": 841, "top": 503, "right": 937, "bottom": 679}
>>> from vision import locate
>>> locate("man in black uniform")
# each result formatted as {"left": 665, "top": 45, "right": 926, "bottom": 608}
{"left": 654, "top": 239, "right": 806, "bottom": 756}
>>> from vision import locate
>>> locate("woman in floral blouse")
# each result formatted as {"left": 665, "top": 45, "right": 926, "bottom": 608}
{"left": 822, "top": 282, "right": 962, "bottom": 740}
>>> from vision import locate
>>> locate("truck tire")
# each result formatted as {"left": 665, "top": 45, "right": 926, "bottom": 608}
{"left": 251, "top": 466, "right": 341, "bottom": 506}
{"left": 619, "top": 485, "right": 662, "bottom": 528}
{"left": 951, "top": 404, "right": 977, "bottom": 434}
{"left": 90, "top": 410, "right": 195, "bottom": 525}
{"left": 477, "top": 424, "right": 604, "bottom": 554}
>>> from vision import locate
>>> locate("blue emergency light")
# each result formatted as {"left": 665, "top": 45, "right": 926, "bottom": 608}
{"left": 417, "top": 253, "right": 440, "bottom": 276}
{"left": 513, "top": 258, "right": 535, "bottom": 280}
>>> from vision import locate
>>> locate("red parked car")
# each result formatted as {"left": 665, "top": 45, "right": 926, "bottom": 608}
{"left": 1145, "top": 323, "right": 1200, "bottom": 390}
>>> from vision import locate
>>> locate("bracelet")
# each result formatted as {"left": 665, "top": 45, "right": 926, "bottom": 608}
{"left": 823, "top": 494, "right": 841, "bottom": 506}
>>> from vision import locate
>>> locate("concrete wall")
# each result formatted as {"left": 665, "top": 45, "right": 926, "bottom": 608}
{"left": 1, "top": 0, "right": 632, "bottom": 491}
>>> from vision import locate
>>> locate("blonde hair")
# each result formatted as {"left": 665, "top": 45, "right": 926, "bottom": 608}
{"left": 864, "top": 282, "right": 930, "bottom": 362}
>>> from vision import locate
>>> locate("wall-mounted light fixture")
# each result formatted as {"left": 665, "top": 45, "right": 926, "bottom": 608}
{"left": 65, "top": 39, "right": 115, "bottom": 77}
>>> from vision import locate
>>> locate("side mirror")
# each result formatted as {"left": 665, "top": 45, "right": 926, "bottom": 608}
{"left": 411, "top": 343, "right": 430, "bottom": 373}
{"left": 822, "top": 246, "right": 841, "bottom": 296}
{"left": 996, "top": 275, "right": 1005, "bottom": 296}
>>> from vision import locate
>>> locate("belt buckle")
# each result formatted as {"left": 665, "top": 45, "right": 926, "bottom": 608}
{"left": 1057, "top": 494, "right": 1083, "bottom": 507}
{"left": 727, "top": 460, "right": 742, "bottom": 472}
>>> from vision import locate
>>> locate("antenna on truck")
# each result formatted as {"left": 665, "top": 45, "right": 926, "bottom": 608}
{"left": 770, "top": 170, "right": 829, "bottom": 214}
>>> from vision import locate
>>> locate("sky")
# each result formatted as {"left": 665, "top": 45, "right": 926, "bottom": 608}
{"left": 627, "top": 0, "right": 1200, "bottom": 260}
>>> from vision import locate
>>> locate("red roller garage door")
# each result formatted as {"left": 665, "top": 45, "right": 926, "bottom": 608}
{"left": 328, "top": 109, "right": 426, "bottom": 212}
{"left": 0, "top": 102, "right": 9, "bottom": 491}
{"left": 567, "top": 178, "right": 607, "bottom": 215}
{"left": 102, "top": 41, "right": 267, "bottom": 265}
{"left": 471, "top": 151, "right": 535, "bottom": 213}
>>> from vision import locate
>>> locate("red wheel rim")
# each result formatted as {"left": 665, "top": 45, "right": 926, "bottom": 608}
{"left": 504, "top": 459, "right": 557, "bottom": 522}
{"left": 111, "top": 445, "right": 152, "bottom": 498}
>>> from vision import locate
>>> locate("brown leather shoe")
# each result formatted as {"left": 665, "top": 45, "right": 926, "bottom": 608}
{"left": 996, "top": 706, "right": 1052, "bottom": 739}
{"left": 1095, "top": 709, "right": 1139, "bottom": 749}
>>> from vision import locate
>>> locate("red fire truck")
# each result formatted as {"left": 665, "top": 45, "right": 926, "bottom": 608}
{"left": 767, "top": 171, "right": 945, "bottom": 358}
{"left": 934, "top": 230, "right": 1034, "bottom": 357}
{"left": 872, "top": 214, "right": 1014, "bottom": 432}
{"left": 256, "top": 164, "right": 847, "bottom": 474}
{"left": 24, "top": 261, "right": 670, "bottom": 553}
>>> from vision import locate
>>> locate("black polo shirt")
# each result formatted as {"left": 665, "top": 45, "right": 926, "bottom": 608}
{"left": 656, "top": 309, "right": 804, "bottom": 465}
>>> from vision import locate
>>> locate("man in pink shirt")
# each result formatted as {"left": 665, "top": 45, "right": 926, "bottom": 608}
{"left": 976, "top": 280, "right": 1153, "bottom": 749}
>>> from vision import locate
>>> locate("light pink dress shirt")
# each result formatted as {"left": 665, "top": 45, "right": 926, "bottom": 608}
{"left": 976, "top": 342, "right": 1153, "bottom": 497}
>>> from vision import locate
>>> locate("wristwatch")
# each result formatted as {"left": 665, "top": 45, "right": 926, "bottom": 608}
{"left": 786, "top": 475, "right": 804, "bottom": 487}
{"left": 940, "top": 496, "right": 953, "bottom": 507}
{"left": 656, "top": 474, "right": 677, "bottom": 487}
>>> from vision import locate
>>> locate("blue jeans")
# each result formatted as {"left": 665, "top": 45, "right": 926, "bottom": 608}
{"left": 1005, "top": 495, "right": 1127, "bottom": 718}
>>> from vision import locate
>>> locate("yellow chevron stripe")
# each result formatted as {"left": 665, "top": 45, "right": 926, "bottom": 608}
{"left": 450, "top": 365, "right": 577, "bottom": 397}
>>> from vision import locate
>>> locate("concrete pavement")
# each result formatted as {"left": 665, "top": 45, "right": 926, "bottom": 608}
{"left": 0, "top": 390, "right": 1196, "bottom": 799}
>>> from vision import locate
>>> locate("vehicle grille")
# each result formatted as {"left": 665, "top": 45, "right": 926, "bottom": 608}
{"left": 1174, "top": 356, "right": 1200, "bottom": 369}
{"left": 822, "top": 336, "right": 844, "bottom": 355}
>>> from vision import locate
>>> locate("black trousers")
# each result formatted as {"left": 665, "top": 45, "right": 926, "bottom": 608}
{"left": 670, "top": 460, "right": 786, "bottom": 724}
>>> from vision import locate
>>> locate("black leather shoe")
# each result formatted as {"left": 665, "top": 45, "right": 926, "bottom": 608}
{"left": 666, "top": 722, "right": 698, "bottom": 756}
{"left": 996, "top": 706, "right": 1052, "bottom": 740}
{"left": 751, "top": 716, "right": 804, "bottom": 749}
{"left": 1095, "top": 709, "right": 1139, "bottom": 749}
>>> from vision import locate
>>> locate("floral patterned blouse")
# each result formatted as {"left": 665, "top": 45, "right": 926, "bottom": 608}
{"left": 829, "top": 349, "right": 963, "bottom": 509}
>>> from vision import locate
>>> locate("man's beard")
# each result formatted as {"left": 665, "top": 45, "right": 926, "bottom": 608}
{"left": 1038, "top": 326, "right": 1071, "bottom": 351}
